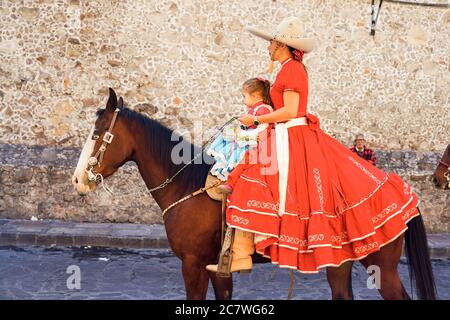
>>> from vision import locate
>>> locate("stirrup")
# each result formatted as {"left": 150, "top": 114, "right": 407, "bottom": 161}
{"left": 216, "top": 227, "right": 234, "bottom": 277}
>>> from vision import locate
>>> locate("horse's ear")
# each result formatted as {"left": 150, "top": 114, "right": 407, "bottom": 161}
{"left": 106, "top": 88, "right": 117, "bottom": 112}
{"left": 118, "top": 97, "right": 124, "bottom": 110}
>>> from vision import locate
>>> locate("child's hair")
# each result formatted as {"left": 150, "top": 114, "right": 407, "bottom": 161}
{"left": 242, "top": 78, "right": 272, "bottom": 106}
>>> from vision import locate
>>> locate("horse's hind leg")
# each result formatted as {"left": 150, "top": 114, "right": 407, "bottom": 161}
{"left": 181, "top": 256, "right": 210, "bottom": 300}
{"left": 326, "top": 261, "right": 354, "bottom": 300}
{"left": 210, "top": 273, "right": 233, "bottom": 300}
{"left": 378, "top": 236, "right": 410, "bottom": 300}
{"left": 361, "top": 236, "right": 410, "bottom": 300}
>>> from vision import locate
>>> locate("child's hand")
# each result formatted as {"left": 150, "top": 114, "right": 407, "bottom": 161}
{"left": 239, "top": 115, "right": 254, "bottom": 127}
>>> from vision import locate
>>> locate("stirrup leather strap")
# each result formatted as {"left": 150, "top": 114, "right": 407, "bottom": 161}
{"left": 216, "top": 227, "right": 235, "bottom": 277}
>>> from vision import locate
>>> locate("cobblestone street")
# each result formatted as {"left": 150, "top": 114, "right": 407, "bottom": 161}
{"left": 0, "top": 245, "right": 449, "bottom": 300}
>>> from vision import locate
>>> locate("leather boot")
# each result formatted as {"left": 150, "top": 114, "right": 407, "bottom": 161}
{"left": 206, "top": 229, "right": 254, "bottom": 273}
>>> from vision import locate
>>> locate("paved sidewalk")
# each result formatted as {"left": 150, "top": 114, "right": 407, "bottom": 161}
{"left": 0, "top": 219, "right": 168, "bottom": 249}
{"left": 0, "top": 218, "right": 449, "bottom": 258}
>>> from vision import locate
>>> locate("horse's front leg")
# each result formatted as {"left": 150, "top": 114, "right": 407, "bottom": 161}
{"left": 209, "top": 272, "right": 233, "bottom": 300}
{"left": 326, "top": 261, "right": 354, "bottom": 300}
{"left": 181, "top": 255, "right": 210, "bottom": 300}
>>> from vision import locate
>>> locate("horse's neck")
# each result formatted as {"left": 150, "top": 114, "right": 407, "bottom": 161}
{"left": 131, "top": 131, "right": 186, "bottom": 211}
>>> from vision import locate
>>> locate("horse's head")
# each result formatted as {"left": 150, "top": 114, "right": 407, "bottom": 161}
{"left": 72, "top": 88, "right": 133, "bottom": 195}
{"left": 433, "top": 144, "right": 450, "bottom": 190}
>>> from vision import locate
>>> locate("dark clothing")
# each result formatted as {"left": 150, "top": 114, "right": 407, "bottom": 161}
{"left": 350, "top": 146, "right": 377, "bottom": 166}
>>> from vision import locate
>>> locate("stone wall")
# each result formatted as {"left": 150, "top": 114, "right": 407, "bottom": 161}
{"left": 0, "top": 143, "right": 448, "bottom": 232}
{"left": 0, "top": 0, "right": 448, "bottom": 150}
{"left": 0, "top": 143, "right": 161, "bottom": 224}
{"left": 0, "top": 1, "right": 448, "bottom": 230}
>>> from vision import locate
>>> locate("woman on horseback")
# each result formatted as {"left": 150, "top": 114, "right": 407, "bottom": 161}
{"left": 206, "top": 17, "right": 421, "bottom": 274}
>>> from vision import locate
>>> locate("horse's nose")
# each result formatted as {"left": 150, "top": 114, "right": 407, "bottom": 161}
{"left": 71, "top": 175, "right": 80, "bottom": 187}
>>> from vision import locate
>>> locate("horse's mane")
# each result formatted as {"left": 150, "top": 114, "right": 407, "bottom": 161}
{"left": 96, "top": 107, "right": 213, "bottom": 191}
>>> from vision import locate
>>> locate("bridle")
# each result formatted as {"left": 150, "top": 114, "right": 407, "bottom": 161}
{"left": 85, "top": 107, "right": 120, "bottom": 195}
{"left": 84, "top": 108, "right": 237, "bottom": 215}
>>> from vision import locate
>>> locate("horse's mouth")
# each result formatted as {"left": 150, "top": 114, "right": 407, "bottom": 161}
{"left": 73, "top": 179, "right": 98, "bottom": 196}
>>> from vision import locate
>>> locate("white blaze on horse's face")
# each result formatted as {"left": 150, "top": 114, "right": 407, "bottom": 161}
{"left": 72, "top": 126, "right": 97, "bottom": 195}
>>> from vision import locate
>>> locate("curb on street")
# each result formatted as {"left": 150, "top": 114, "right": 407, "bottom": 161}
{"left": 0, "top": 218, "right": 449, "bottom": 259}
{"left": 0, "top": 218, "right": 169, "bottom": 249}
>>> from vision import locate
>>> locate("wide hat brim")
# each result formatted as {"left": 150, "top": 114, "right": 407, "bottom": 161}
{"left": 246, "top": 26, "right": 316, "bottom": 53}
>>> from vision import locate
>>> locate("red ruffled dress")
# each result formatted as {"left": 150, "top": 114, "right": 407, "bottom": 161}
{"left": 225, "top": 58, "right": 420, "bottom": 273}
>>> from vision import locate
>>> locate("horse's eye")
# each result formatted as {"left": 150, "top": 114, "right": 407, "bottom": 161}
{"left": 92, "top": 129, "right": 100, "bottom": 140}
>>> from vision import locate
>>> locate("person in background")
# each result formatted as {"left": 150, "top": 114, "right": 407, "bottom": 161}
{"left": 350, "top": 134, "right": 377, "bottom": 166}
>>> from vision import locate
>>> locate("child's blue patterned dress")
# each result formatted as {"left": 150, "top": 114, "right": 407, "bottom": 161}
{"left": 207, "top": 102, "right": 273, "bottom": 181}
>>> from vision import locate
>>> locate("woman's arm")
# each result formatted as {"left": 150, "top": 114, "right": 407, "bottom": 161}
{"left": 239, "top": 91, "right": 300, "bottom": 126}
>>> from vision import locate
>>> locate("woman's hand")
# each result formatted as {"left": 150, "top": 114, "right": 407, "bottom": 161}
{"left": 239, "top": 114, "right": 255, "bottom": 127}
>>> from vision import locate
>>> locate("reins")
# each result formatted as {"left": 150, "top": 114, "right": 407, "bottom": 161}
{"left": 87, "top": 109, "right": 238, "bottom": 214}
{"left": 161, "top": 180, "right": 223, "bottom": 217}
{"left": 158, "top": 117, "right": 239, "bottom": 217}
{"left": 149, "top": 117, "right": 237, "bottom": 193}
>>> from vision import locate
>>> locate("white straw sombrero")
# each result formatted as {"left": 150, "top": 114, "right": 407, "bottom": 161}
{"left": 246, "top": 17, "right": 316, "bottom": 53}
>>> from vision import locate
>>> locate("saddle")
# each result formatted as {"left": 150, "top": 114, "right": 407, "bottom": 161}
{"left": 204, "top": 172, "right": 234, "bottom": 276}
{"left": 205, "top": 173, "right": 226, "bottom": 201}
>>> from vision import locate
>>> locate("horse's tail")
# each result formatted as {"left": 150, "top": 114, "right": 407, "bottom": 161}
{"left": 404, "top": 212, "right": 438, "bottom": 300}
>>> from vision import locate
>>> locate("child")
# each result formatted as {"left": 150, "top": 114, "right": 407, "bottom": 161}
{"left": 207, "top": 78, "right": 273, "bottom": 182}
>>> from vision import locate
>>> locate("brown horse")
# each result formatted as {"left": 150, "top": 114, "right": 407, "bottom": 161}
{"left": 72, "top": 88, "right": 437, "bottom": 300}
{"left": 433, "top": 143, "right": 450, "bottom": 190}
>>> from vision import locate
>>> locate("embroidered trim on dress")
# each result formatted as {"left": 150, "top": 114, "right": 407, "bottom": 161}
{"left": 240, "top": 175, "right": 269, "bottom": 188}
{"left": 313, "top": 168, "right": 324, "bottom": 211}
{"left": 231, "top": 214, "right": 249, "bottom": 226}
{"left": 227, "top": 205, "right": 278, "bottom": 217}
{"left": 255, "top": 224, "right": 414, "bottom": 274}
{"left": 340, "top": 174, "right": 390, "bottom": 214}
{"left": 403, "top": 182, "right": 411, "bottom": 195}
{"left": 331, "top": 231, "right": 349, "bottom": 243}
{"left": 347, "top": 156, "right": 383, "bottom": 185}
{"left": 249, "top": 199, "right": 419, "bottom": 254}
{"left": 402, "top": 207, "right": 418, "bottom": 221}
{"left": 247, "top": 199, "right": 279, "bottom": 211}
{"left": 372, "top": 203, "right": 398, "bottom": 224}
{"left": 354, "top": 242, "right": 379, "bottom": 254}
{"left": 235, "top": 171, "right": 393, "bottom": 217}
{"left": 373, "top": 196, "right": 415, "bottom": 230}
